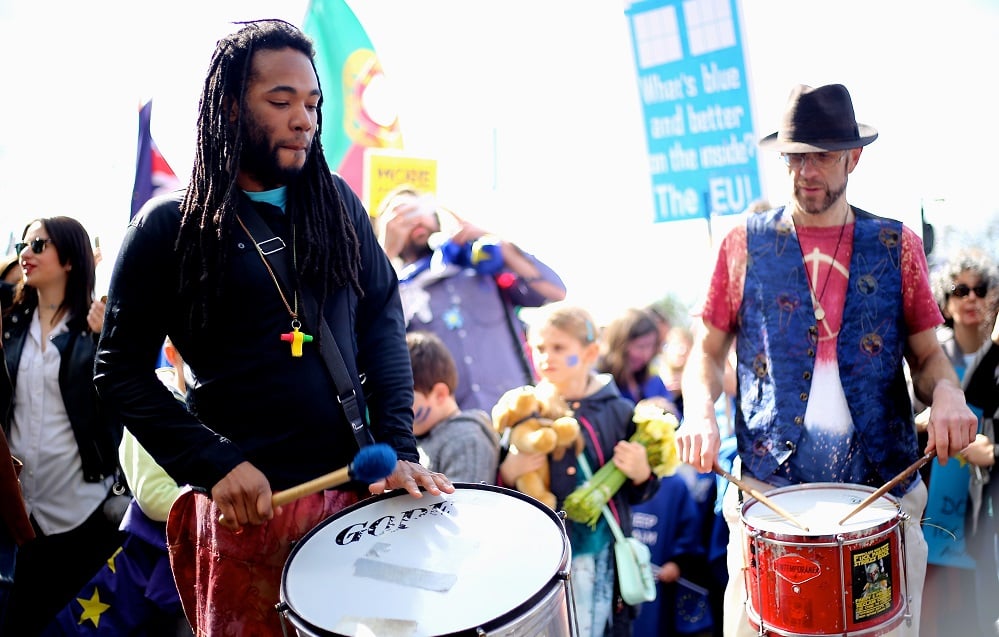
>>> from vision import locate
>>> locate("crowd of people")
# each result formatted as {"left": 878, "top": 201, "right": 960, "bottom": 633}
{"left": 1, "top": 17, "right": 997, "bottom": 637}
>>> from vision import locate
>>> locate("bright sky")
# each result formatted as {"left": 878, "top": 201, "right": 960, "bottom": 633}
{"left": 2, "top": 0, "right": 997, "bottom": 324}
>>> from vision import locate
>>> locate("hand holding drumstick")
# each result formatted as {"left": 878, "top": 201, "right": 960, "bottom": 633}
{"left": 217, "top": 444, "right": 398, "bottom": 531}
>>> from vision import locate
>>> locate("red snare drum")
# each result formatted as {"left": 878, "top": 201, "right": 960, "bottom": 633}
{"left": 741, "top": 483, "right": 908, "bottom": 636}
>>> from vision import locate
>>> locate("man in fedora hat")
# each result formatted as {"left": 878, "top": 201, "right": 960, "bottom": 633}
{"left": 676, "top": 83, "right": 977, "bottom": 637}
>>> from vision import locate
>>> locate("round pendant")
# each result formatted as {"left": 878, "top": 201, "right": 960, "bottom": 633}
{"left": 814, "top": 306, "right": 826, "bottom": 321}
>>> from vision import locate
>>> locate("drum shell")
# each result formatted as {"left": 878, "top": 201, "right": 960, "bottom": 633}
{"left": 279, "top": 483, "right": 573, "bottom": 637}
{"left": 740, "top": 483, "right": 906, "bottom": 636}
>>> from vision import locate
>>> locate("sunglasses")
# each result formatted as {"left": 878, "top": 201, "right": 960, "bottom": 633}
{"left": 950, "top": 283, "right": 988, "bottom": 299}
{"left": 15, "top": 238, "right": 53, "bottom": 255}
{"left": 780, "top": 151, "right": 847, "bottom": 170}
{"left": 14, "top": 238, "right": 52, "bottom": 254}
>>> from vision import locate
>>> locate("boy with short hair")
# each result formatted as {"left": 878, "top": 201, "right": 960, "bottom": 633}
{"left": 407, "top": 331, "right": 499, "bottom": 483}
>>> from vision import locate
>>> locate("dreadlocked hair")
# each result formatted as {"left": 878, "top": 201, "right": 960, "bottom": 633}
{"left": 177, "top": 19, "right": 362, "bottom": 330}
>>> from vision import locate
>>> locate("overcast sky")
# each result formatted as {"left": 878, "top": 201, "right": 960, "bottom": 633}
{"left": 1, "top": 0, "right": 995, "bottom": 322}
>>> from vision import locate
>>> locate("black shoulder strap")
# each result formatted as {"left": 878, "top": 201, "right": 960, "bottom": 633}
{"left": 237, "top": 202, "right": 374, "bottom": 448}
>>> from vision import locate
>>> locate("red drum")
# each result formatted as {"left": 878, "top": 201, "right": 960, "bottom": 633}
{"left": 278, "top": 483, "right": 576, "bottom": 636}
{"left": 740, "top": 483, "right": 908, "bottom": 636}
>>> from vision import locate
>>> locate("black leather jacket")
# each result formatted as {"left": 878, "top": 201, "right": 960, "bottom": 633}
{"left": 1, "top": 305, "right": 120, "bottom": 482}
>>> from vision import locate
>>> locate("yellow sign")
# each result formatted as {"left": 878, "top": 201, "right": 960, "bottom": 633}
{"left": 363, "top": 149, "right": 437, "bottom": 217}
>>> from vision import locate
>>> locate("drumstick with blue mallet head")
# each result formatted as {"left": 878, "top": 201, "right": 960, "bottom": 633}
{"left": 219, "top": 443, "right": 398, "bottom": 525}
{"left": 838, "top": 451, "right": 934, "bottom": 525}
{"left": 272, "top": 443, "right": 398, "bottom": 507}
{"left": 713, "top": 462, "right": 810, "bottom": 532}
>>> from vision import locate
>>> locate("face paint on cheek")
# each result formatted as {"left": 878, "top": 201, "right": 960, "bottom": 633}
{"left": 413, "top": 406, "right": 431, "bottom": 425}
{"left": 566, "top": 354, "right": 579, "bottom": 367}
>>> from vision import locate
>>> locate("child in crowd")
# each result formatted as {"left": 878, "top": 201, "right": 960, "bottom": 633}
{"left": 598, "top": 307, "right": 678, "bottom": 417}
{"left": 631, "top": 473, "right": 712, "bottom": 636}
{"left": 43, "top": 338, "right": 194, "bottom": 635}
{"left": 407, "top": 331, "right": 500, "bottom": 484}
{"left": 499, "top": 303, "right": 659, "bottom": 637}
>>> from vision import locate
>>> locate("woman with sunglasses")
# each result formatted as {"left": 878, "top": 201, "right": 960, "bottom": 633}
{"left": 0, "top": 216, "right": 124, "bottom": 635}
{"left": 915, "top": 246, "right": 999, "bottom": 635}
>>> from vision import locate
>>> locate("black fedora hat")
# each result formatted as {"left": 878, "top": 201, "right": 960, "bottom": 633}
{"left": 759, "top": 84, "right": 878, "bottom": 153}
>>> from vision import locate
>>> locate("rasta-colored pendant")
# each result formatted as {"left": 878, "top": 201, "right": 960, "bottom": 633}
{"left": 280, "top": 318, "right": 314, "bottom": 357}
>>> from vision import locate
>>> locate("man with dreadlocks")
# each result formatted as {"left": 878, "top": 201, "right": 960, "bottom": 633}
{"left": 94, "top": 20, "right": 453, "bottom": 635}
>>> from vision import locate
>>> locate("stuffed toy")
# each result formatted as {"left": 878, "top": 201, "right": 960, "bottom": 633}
{"left": 492, "top": 384, "right": 583, "bottom": 509}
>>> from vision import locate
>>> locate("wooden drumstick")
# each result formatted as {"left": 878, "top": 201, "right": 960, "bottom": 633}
{"left": 219, "top": 444, "right": 397, "bottom": 525}
{"left": 839, "top": 451, "right": 934, "bottom": 525}
{"left": 713, "top": 462, "right": 810, "bottom": 532}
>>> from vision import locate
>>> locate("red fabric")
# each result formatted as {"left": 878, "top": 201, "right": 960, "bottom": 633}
{"left": 167, "top": 488, "right": 359, "bottom": 636}
{"left": 1, "top": 432, "right": 34, "bottom": 546}
{"left": 702, "top": 221, "right": 942, "bottom": 336}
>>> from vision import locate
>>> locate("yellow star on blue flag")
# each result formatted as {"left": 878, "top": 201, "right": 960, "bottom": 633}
{"left": 77, "top": 587, "right": 111, "bottom": 628}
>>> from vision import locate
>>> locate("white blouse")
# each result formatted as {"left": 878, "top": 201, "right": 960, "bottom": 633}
{"left": 9, "top": 310, "right": 111, "bottom": 535}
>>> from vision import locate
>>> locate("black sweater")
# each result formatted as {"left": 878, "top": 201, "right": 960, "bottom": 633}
{"left": 94, "top": 176, "right": 417, "bottom": 492}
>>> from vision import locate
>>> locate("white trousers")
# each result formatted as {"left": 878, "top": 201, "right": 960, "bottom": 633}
{"left": 721, "top": 463, "right": 928, "bottom": 637}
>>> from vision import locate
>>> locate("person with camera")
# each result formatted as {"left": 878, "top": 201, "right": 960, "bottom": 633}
{"left": 375, "top": 186, "right": 566, "bottom": 412}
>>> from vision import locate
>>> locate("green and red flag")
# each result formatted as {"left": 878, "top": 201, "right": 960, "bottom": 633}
{"left": 303, "top": 0, "right": 403, "bottom": 195}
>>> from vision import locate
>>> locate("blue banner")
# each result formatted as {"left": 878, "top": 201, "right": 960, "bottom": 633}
{"left": 624, "top": 0, "right": 762, "bottom": 223}
{"left": 924, "top": 405, "right": 983, "bottom": 568}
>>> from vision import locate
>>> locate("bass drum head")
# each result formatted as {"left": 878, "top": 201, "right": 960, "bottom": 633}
{"left": 281, "top": 483, "right": 569, "bottom": 636}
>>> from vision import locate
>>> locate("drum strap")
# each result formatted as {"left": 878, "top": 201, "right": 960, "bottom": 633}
{"left": 238, "top": 202, "right": 375, "bottom": 450}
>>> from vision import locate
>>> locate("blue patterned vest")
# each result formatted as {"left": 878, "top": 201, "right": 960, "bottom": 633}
{"left": 736, "top": 207, "right": 919, "bottom": 496}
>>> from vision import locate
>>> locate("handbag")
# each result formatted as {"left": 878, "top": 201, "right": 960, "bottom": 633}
{"left": 578, "top": 453, "right": 657, "bottom": 605}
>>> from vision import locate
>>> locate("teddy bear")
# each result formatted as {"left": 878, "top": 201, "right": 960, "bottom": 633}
{"left": 491, "top": 384, "right": 583, "bottom": 510}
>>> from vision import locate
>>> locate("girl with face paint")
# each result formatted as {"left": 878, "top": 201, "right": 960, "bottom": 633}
{"left": 500, "top": 303, "right": 659, "bottom": 637}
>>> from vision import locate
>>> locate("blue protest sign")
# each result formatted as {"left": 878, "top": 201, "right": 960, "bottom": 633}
{"left": 624, "top": 0, "right": 763, "bottom": 223}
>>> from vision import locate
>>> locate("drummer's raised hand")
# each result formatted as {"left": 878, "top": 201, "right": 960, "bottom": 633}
{"left": 213, "top": 461, "right": 274, "bottom": 533}
{"left": 678, "top": 321, "right": 729, "bottom": 473}
{"left": 923, "top": 380, "right": 978, "bottom": 464}
{"left": 907, "top": 329, "right": 978, "bottom": 464}
{"left": 676, "top": 409, "right": 721, "bottom": 474}
{"left": 369, "top": 460, "right": 455, "bottom": 498}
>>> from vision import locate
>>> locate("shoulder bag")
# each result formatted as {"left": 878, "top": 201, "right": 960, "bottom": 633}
{"left": 577, "top": 452, "right": 656, "bottom": 605}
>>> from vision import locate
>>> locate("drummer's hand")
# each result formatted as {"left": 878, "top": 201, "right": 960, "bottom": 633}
{"left": 924, "top": 382, "right": 978, "bottom": 464}
{"left": 676, "top": 406, "right": 721, "bottom": 473}
{"left": 213, "top": 461, "right": 274, "bottom": 533}
{"left": 369, "top": 460, "right": 455, "bottom": 498}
